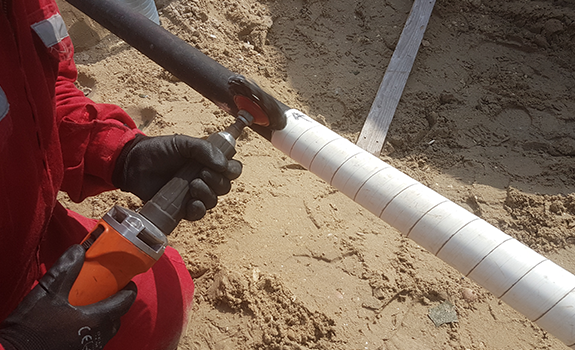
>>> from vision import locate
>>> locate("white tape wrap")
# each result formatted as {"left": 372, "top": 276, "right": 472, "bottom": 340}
{"left": 271, "top": 109, "right": 575, "bottom": 347}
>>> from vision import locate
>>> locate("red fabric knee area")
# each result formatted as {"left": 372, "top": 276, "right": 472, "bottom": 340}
{"left": 105, "top": 246, "right": 195, "bottom": 350}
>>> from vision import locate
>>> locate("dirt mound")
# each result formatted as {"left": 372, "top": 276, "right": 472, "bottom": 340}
{"left": 504, "top": 188, "right": 575, "bottom": 252}
{"left": 206, "top": 269, "right": 336, "bottom": 349}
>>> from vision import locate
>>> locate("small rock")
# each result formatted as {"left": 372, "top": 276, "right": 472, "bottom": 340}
{"left": 373, "top": 287, "right": 386, "bottom": 300}
{"left": 426, "top": 111, "right": 438, "bottom": 126}
{"left": 252, "top": 267, "right": 261, "bottom": 282}
{"left": 428, "top": 301, "right": 458, "bottom": 327}
{"left": 462, "top": 288, "right": 478, "bottom": 302}
{"left": 261, "top": 15, "right": 273, "bottom": 28}
{"left": 80, "top": 87, "right": 92, "bottom": 96}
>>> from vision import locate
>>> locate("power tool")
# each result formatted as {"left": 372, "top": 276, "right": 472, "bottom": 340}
{"left": 68, "top": 85, "right": 279, "bottom": 306}
{"left": 66, "top": 0, "right": 289, "bottom": 307}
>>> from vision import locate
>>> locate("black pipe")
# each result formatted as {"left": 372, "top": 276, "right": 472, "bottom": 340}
{"left": 66, "top": 0, "right": 288, "bottom": 139}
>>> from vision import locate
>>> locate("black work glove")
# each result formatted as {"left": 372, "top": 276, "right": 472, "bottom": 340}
{"left": 113, "top": 134, "right": 243, "bottom": 221}
{"left": 0, "top": 245, "right": 137, "bottom": 350}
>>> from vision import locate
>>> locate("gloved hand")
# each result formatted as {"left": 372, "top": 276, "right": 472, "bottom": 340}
{"left": 113, "top": 134, "right": 243, "bottom": 221}
{"left": 0, "top": 245, "right": 137, "bottom": 350}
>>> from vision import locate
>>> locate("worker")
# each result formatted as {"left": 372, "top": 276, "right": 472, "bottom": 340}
{"left": 0, "top": 0, "right": 242, "bottom": 349}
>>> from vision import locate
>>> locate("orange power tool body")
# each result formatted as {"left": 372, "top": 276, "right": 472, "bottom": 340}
{"left": 68, "top": 112, "right": 253, "bottom": 306}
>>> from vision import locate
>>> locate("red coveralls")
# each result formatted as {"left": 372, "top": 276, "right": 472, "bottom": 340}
{"left": 0, "top": 0, "right": 195, "bottom": 349}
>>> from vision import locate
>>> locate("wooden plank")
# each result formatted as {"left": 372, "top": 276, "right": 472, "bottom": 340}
{"left": 356, "top": 0, "right": 435, "bottom": 155}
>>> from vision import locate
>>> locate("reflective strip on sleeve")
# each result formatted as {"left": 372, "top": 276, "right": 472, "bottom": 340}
{"left": 0, "top": 86, "right": 8, "bottom": 121}
{"left": 31, "top": 13, "right": 69, "bottom": 48}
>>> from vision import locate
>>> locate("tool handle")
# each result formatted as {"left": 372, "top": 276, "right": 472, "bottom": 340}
{"left": 68, "top": 219, "right": 156, "bottom": 306}
{"left": 139, "top": 129, "right": 238, "bottom": 235}
{"left": 138, "top": 163, "right": 200, "bottom": 234}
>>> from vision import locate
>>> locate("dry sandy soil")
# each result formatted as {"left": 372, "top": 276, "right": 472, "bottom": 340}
{"left": 56, "top": 0, "right": 575, "bottom": 349}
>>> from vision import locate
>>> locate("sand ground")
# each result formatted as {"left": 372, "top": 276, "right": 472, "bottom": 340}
{"left": 57, "top": 0, "right": 575, "bottom": 348}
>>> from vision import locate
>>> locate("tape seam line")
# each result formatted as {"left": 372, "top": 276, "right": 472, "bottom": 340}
{"left": 308, "top": 137, "right": 341, "bottom": 174}
{"left": 352, "top": 167, "right": 389, "bottom": 202}
{"left": 271, "top": 113, "right": 297, "bottom": 147}
{"left": 465, "top": 237, "right": 514, "bottom": 278}
{"left": 288, "top": 125, "right": 321, "bottom": 159}
{"left": 434, "top": 218, "right": 480, "bottom": 257}
{"left": 533, "top": 286, "right": 575, "bottom": 324}
{"left": 378, "top": 183, "right": 420, "bottom": 219}
{"left": 328, "top": 150, "right": 364, "bottom": 186}
{"left": 405, "top": 200, "right": 450, "bottom": 239}
{"left": 498, "top": 258, "right": 548, "bottom": 299}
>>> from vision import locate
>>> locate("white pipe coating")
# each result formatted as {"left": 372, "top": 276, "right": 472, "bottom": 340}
{"left": 271, "top": 109, "right": 575, "bottom": 348}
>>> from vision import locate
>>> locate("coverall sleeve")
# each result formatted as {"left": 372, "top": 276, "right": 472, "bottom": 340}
{"left": 55, "top": 48, "right": 143, "bottom": 202}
